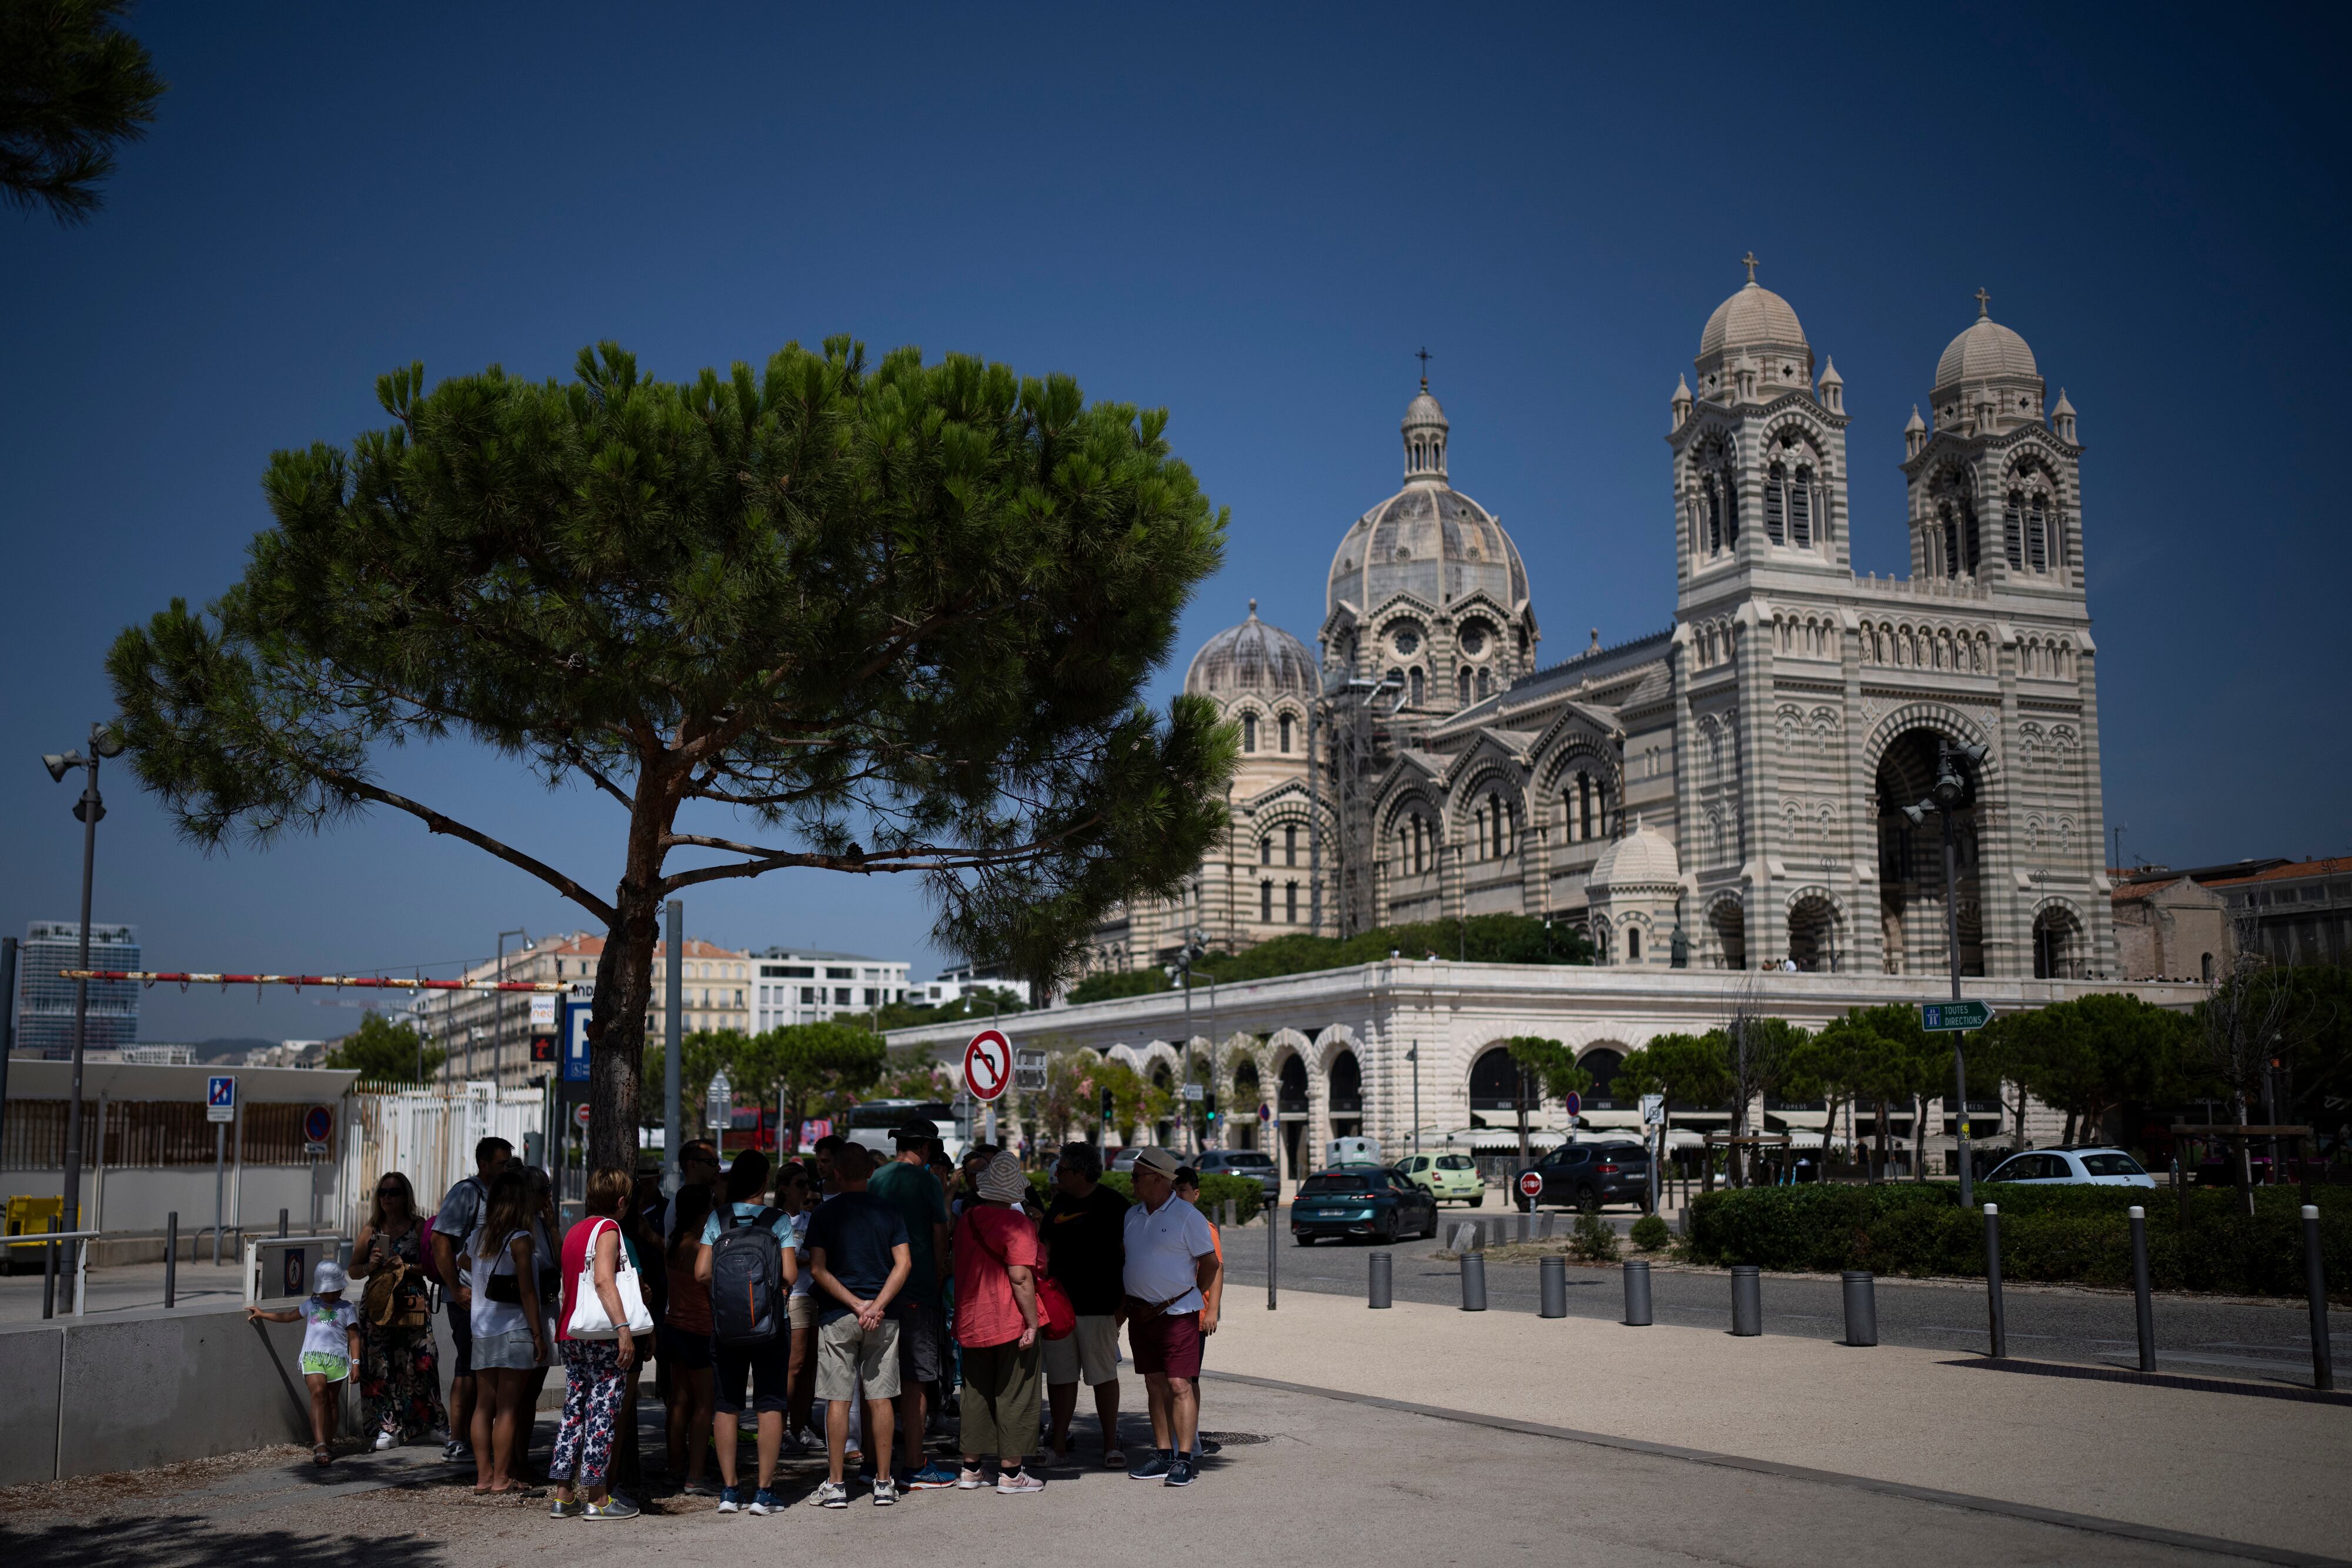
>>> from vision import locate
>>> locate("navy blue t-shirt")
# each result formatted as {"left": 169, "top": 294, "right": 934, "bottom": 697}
{"left": 804, "top": 1190, "right": 910, "bottom": 1325}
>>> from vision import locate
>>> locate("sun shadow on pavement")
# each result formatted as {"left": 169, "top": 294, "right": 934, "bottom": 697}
{"left": 0, "top": 1511, "right": 450, "bottom": 1568}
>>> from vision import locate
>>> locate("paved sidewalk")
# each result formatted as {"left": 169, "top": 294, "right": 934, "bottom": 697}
{"left": 1204, "top": 1288, "right": 2351, "bottom": 1561}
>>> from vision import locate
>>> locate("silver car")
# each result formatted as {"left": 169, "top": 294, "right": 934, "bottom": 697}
{"left": 1983, "top": 1147, "right": 2156, "bottom": 1188}
{"left": 1195, "top": 1148, "right": 1281, "bottom": 1203}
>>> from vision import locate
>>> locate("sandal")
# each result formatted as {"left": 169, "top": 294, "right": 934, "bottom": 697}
{"left": 1102, "top": 1447, "right": 1125, "bottom": 1468}
{"left": 313, "top": 1444, "right": 333, "bottom": 1467}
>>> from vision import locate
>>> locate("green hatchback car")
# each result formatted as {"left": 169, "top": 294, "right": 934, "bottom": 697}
{"left": 1395, "top": 1151, "right": 1486, "bottom": 1207}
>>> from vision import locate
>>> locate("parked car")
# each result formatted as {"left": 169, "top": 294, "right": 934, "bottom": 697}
{"left": 1291, "top": 1167, "right": 1438, "bottom": 1245}
{"left": 1515, "top": 1140, "right": 1653, "bottom": 1213}
{"left": 1395, "top": 1150, "right": 1487, "bottom": 1207}
{"left": 1325, "top": 1135, "right": 1382, "bottom": 1166}
{"left": 1108, "top": 1145, "right": 1143, "bottom": 1175}
{"left": 1984, "top": 1147, "right": 2156, "bottom": 1188}
{"left": 1195, "top": 1148, "right": 1281, "bottom": 1204}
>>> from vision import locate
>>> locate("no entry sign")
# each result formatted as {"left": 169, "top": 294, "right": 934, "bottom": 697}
{"left": 964, "top": 1028, "right": 1013, "bottom": 1102}
{"left": 575, "top": 1102, "right": 593, "bottom": 1129}
{"left": 1518, "top": 1170, "right": 1544, "bottom": 1200}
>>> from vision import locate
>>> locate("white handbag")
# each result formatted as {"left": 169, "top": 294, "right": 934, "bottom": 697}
{"left": 564, "top": 1216, "right": 654, "bottom": 1340}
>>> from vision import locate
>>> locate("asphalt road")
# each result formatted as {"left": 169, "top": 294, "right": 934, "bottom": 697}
{"left": 1221, "top": 1208, "right": 2348, "bottom": 1389}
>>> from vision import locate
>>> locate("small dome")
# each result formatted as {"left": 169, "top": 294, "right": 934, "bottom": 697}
{"left": 1184, "top": 601, "right": 1317, "bottom": 700}
{"left": 1589, "top": 822, "right": 1681, "bottom": 891}
{"left": 1328, "top": 383, "right": 1531, "bottom": 622}
{"left": 1700, "top": 280, "right": 1808, "bottom": 359}
{"left": 1934, "top": 313, "right": 2038, "bottom": 392}
{"left": 1402, "top": 388, "right": 1448, "bottom": 433}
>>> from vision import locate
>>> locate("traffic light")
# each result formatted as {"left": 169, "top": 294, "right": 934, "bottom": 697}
{"left": 1203, "top": 1091, "right": 1218, "bottom": 1124}
{"left": 1100, "top": 1086, "right": 1115, "bottom": 1124}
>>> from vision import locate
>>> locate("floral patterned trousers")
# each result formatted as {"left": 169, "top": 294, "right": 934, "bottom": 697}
{"left": 552, "top": 1339, "right": 627, "bottom": 1489}
{"left": 360, "top": 1322, "right": 446, "bottom": 1441}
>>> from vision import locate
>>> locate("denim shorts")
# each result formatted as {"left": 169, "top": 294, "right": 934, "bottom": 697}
{"left": 473, "top": 1328, "right": 540, "bottom": 1372}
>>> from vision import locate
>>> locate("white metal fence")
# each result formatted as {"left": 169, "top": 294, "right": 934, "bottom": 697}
{"left": 338, "top": 1082, "right": 544, "bottom": 1233}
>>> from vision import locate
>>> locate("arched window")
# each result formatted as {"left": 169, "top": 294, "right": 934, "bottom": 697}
{"left": 1627, "top": 927, "right": 1641, "bottom": 961}
{"left": 1284, "top": 824, "right": 1298, "bottom": 867}
{"left": 1938, "top": 502, "right": 1960, "bottom": 577}
{"left": 1790, "top": 464, "right": 1813, "bottom": 548}
{"left": 1458, "top": 668, "right": 1473, "bottom": 706}
{"left": 2003, "top": 488, "right": 2025, "bottom": 569}
{"left": 1476, "top": 668, "right": 1491, "bottom": 698}
{"left": 1259, "top": 836, "right": 1272, "bottom": 865}
{"left": 1242, "top": 712, "right": 1258, "bottom": 753}
{"left": 1278, "top": 713, "right": 1294, "bottom": 753}
{"left": 1409, "top": 668, "right": 1425, "bottom": 706}
{"left": 1259, "top": 881, "right": 1272, "bottom": 923}
{"left": 1578, "top": 771, "right": 1594, "bottom": 842}
{"left": 1473, "top": 805, "right": 1488, "bottom": 861}
{"left": 1703, "top": 477, "right": 1723, "bottom": 554}
{"left": 1765, "top": 461, "right": 1786, "bottom": 544}
{"left": 1285, "top": 881, "right": 1299, "bottom": 923}
{"left": 2026, "top": 492, "right": 2049, "bottom": 571}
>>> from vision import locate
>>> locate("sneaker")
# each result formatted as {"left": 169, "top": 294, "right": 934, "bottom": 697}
{"left": 810, "top": 1479, "right": 850, "bottom": 1509}
{"left": 954, "top": 1466, "right": 987, "bottom": 1490}
{"left": 441, "top": 1439, "right": 470, "bottom": 1462}
{"left": 373, "top": 1431, "right": 399, "bottom": 1452}
{"left": 680, "top": 1479, "right": 719, "bottom": 1497}
{"left": 907, "top": 1461, "right": 960, "bottom": 1491}
{"left": 583, "top": 1496, "right": 639, "bottom": 1520}
{"left": 1197, "top": 1436, "right": 1223, "bottom": 1456}
{"left": 778, "top": 1429, "right": 807, "bottom": 1456}
{"left": 1164, "top": 1455, "right": 1196, "bottom": 1488}
{"left": 549, "top": 1496, "right": 586, "bottom": 1519}
{"left": 716, "top": 1486, "right": 743, "bottom": 1513}
{"left": 1128, "top": 1449, "right": 1172, "bottom": 1481}
{"left": 747, "top": 1489, "right": 783, "bottom": 1515}
{"left": 996, "top": 1470, "right": 1046, "bottom": 1495}
{"left": 871, "top": 1475, "right": 898, "bottom": 1507}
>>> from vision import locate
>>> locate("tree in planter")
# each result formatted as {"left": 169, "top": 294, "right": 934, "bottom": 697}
{"left": 1615, "top": 1031, "right": 1731, "bottom": 1189}
{"left": 108, "top": 341, "right": 1233, "bottom": 1166}
{"left": 323, "top": 1012, "right": 446, "bottom": 1085}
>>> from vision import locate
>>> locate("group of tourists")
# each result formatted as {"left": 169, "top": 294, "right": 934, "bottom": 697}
{"left": 270, "top": 1122, "right": 1225, "bottom": 1517}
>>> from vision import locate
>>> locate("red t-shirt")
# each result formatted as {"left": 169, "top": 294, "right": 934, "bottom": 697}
{"left": 558, "top": 1215, "right": 617, "bottom": 1341}
{"left": 953, "top": 1203, "right": 1040, "bottom": 1349}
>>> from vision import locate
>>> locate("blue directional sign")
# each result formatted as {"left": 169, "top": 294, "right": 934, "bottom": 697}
{"left": 206, "top": 1075, "right": 236, "bottom": 1124}
{"left": 1921, "top": 1000, "right": 1993, "bottom": 1032}
{"left": 562, "top": 999, "right": 593, "bottom": 1083}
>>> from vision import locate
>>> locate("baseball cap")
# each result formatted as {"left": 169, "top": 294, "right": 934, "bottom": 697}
{"left": 1130, "top": 1146, "right": 1181, "bottom": 1180}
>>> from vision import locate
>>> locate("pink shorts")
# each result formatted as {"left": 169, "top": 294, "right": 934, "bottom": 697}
{"left": 1125, "top": 1305, "right": 1202, "bottom": 1379}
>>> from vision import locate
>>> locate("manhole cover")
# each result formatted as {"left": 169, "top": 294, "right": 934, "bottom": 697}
{"left": 1200, "top": 1431, "right": 1269, "bottom": 1446}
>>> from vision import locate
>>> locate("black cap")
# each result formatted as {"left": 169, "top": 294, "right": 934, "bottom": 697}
{"left": 892, "top": 1117, "right": 940, "bottom": 1145}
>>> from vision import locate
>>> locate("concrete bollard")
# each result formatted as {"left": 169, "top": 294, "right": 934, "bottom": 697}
{"left": 2129, "top": 1206, "right": 2155, "bottom": 1372}
{"left": 164, "top": 1211, "right": 178, "bottom": 1310}
{"left": 1730, "top": 1265, "right": 1761, "bottom": 1336}
{"left": 1369, "top": 1251, "right": 1393, "bottom": 1309}
{"left": 1983, "top": 1203, "right": 2006, "bottom": 1359}
{"left": 1539, "top": 1255, "right": 1566, "bottom": 1318}
{"left": 1622, "top": 1259, "right": 1653, "bottom": 1325}
{"left": 1223, "top": 1199, "right": 1236, "bottom": 1228}
{"left": 279, "top": 1208, "right": 289, "bottom": 1239}
{"left": 1841, "top": 1270, "right": 1877, "bottom": 1346}
{"left": 2307, "top": 1206, "right": 2334, "bottom": 1393}
{"left": 1460, "top": 1251, "right": 1488, "bottom": 1312}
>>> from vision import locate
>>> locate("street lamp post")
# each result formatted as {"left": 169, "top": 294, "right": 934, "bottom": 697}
{"left": 1903, "top": 738, "right": 1988, "bottom": 1209}
{"left": 1167, "top": 929, "right": 1210, "bottom": 1154}
{"left": 487, "top": 928, "right": 527, "bottom": 1084}
{"left": 42, "top": 724, "right": 122, "bottom": 1275}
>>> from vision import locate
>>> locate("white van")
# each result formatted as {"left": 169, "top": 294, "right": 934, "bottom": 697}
{"left": 1325, "top": 1135, "right": 1382, "bottom": 1168}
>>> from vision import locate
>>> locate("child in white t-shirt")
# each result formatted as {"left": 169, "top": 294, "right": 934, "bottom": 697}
{"left": 249, "top": 1259, "right": 362, "bottom": 1465}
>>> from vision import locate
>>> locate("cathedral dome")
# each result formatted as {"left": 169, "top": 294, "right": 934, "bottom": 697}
{"left": 1933, "top": 314, "right": 2038, "bottom": 392}
{"left": 1928, "top": 294, "right": 2046, "bottom": 435}
{"left": 1185, "top": 601, "right": 1317, "bottom": 701}
{"left": 1588, "top": 821, "right": 1681, "bottom": 892}
{"left": 1699, "top": 280, "right": 1808, "bottom": 359}
{"left": 1326, "top": 384, "right": 1531, "bottom": 624}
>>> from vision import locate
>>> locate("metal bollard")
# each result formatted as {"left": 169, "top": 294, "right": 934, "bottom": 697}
{"left": 1730, "top": 1265, "right": 1761, "bottom": 1335}
{"left": 1983, "top": 1203, "right": 2006, "bottom": 1359}
{"left": 1267, "top": 1192, "right": 1278, "bottom": 1312}
{"left": 2306, "top": 1206, "right": 2333, "bottom": 1393}
{"left": 1538, "top": 1254, "right": 1567, "bottom": 1318}
{"left": 1842, "top": 1270, "right": 1877, "bottom": 1346}
{"left": 1369, "top": 1251, "right": 1393, "bottom": 1309}
{"left": 2129, "top": 1205, "right": 2155, "bottom": 1373}
{"left": 165, "top": 1211, "right": 179, "bottom": 1309}
{"left": 279, "top": 1208, "right": 289, "bottom": 1238}
{"left": 1223, "top": 1199, "right": 1237, "bottom": 1228}
{"left": 1460, "top": 1251, "right": 1488, "bottom": 1312}
{"left": 1622, "top": 1258, "right": 1652, "bottom": 1325}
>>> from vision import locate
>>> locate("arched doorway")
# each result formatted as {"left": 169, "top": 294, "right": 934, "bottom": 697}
{"left": 1469, "top": 1046, "right": 1519, "bottom": 1120}
{"left": 1710, "top": 900, "right": 1746, "bottom": 970}
{"left": 1788, "top": 894, "right": 1841, "bottom": 972}
{"left": 1875, "top": 729, "right": 1983, "bottom": 977}
{"left": 1578, "top": 1047, "right": 1625, "bottom": 1109}
{"left": 1232, "top": 1060, "right": 1263, "bottom": 1151}
{"left": 1277, "top": 1055, "right": 1309, "bottom": 1178}
{"left": 2033, "top": 906, "right": 2086, "bottom": 979}
{"left": 1327, "top": 1051, "right": 1363, "bottom": 1141}
{"left": 1150, "top": 1061, "right": 1175, "bottom": 1144}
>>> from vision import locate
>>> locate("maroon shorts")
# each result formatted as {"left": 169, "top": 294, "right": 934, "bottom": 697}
{"left": 1125, "top": 1305, "right": 1202, "bottom": 1379}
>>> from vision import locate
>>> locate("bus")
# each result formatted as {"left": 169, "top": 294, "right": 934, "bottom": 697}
{"left": 841, "top": 1098, "right": 965, "bottom": 1164}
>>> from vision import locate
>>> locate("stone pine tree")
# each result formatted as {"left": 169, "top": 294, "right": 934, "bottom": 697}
{"left": 109, "top": 339, "right": 1237, "bottom": 1166}
{"left": 0, "top": 0, "right": 166, "bottom": 223}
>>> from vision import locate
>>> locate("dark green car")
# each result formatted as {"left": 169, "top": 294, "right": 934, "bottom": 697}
{"left": 1289, "top": 1168, "right": 1439, "bottom": 1246}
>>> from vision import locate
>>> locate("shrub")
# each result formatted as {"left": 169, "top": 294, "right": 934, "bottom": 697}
{"left": 1629, "top": 1213, "right": 1671, "bottom": 1253}
{"left": 1022, "top": 1167, "right": 1262, "bottom": 1227}
{"left": 1682, "top": 1181, "right": 2349, "bottom": 1296}
{"left": 1569, "top": 1211, "right": 1621, "bottom": 1263}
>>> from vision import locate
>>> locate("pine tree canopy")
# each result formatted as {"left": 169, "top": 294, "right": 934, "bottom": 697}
{"left": 108, "top": 338, "right": 1235, "bottom": 1162}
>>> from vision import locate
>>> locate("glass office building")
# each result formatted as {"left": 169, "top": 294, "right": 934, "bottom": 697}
{"left": 16, "top": 921, "right": 140, "bottom": 1058}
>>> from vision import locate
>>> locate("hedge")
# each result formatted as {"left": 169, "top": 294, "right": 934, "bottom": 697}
{"left": 1682, "top": 1181, "right": 2350, "bottom": 1297}
{"left": 1024, "top": 1168, "right": 1264, "bottom": 1228}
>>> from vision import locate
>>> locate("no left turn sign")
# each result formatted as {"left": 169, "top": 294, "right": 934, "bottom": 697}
{"left": 964, "top": 1028, "right": 1013, "bottom": 1103}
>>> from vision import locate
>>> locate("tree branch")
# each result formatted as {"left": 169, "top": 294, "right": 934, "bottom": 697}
{"left": 324, "top": 771, "right": 618, "bottom": 924}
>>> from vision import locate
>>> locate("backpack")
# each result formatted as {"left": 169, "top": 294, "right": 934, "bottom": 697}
{"left": 708, "top": 1205, "right": 787, "bottom": 1346}
{"left": 417, "top": 1176, "right": 485, "bottom": 1288}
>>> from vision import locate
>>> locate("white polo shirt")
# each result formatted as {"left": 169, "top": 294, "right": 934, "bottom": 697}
{"left": 1121, "top": 1193, "right": 1216, "bottom": 1315}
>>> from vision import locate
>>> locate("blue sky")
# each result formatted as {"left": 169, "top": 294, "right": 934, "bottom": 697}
{"left": 4, "top": 3, "right": 2345, "bottom": 1043}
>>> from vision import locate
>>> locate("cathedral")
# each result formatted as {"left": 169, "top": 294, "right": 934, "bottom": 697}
{"left": 1090, "top": 263, "right": 2115, "bottom": 984}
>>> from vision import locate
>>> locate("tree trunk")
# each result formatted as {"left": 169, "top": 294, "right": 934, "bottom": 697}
{"left": 1873, "top": 1099, "right": 1889, "bottom": 1183}
{"left": 1912, "top": 1094, "right": 1927, "bottom": 1182}
{"left": 587, "top": 877, "right": 664, "bottom": 1172}
{"left": 2233, "top": 1089, "right": 2254, "bottom": 1219}
{"left": 2061, "top": 1108, "right": 2077, "bottom": 1148}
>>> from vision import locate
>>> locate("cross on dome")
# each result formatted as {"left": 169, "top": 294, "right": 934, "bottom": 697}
{"left": 1976, "top": 287, "right": 1992, "bottom": 319}
{"left": 1743, "top": 251, "right": 1759, "bottom": 283}
{"left": 1414, "top": 346, "right": 1432, "bottom": 390}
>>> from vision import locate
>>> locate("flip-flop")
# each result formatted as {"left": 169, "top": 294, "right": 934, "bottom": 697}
{"left": 312, "top": 1445, "right": 333, "bottom": 1467}
{"left": 1102, "top": 1447, "right": 1126, "bottom": 1468}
